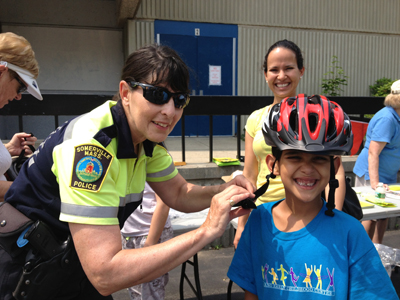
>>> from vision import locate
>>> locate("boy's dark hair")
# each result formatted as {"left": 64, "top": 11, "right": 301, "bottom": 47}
{"left": 271, "top": 146, "right": 282, "bottom": 161}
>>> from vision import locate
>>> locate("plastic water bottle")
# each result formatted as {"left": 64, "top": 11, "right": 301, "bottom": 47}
{"left": 375, "top": 182, "right": 386, "bottom": 199}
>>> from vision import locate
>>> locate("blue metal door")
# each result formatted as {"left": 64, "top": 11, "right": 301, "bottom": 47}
{"left": 155, "top": 21, "right": 237, "bottom": 136}
{"left": 197, "top": 36, "right": 234, "bottom": 135}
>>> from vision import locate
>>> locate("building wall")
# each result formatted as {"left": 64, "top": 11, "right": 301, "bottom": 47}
{"left": 136, "top": 0, "right": 400, "bottom": 34}
{"left": 134, "top": 0, "right": 400, "bottom": 97}
{"left": 237, "top": 26, "right": 400, "bottom": 97}
{"left": 1, "top": 0, "right": 400, "bottom": 138}
{"left": 0, "top": 0, "right": 122, "bottom": 138}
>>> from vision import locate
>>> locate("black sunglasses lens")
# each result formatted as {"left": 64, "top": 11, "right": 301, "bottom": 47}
{"left": 136, "top": 82, "right": 188, "bottom": 108}
{"left": 173, "top": 94, "right": 188, "bottom": 108}
{"left": 149, "top": 88, "right": 169, "bottom": 104}
{"left": 15, "top": 77, "right": 27, "bottom": 94}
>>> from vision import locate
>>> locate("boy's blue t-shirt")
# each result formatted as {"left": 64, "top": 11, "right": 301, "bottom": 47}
{"left": 228, "top": 201, "right": 397, "bottom": 299}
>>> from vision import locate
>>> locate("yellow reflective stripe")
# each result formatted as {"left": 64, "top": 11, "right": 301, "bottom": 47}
{"left": 147, "top": 161, "right": 176, "bottom": 179}
{"left": 119, "top": 192, "right": 143, "bottom": 206}
{"left": 63, "top": 114, "right": 86, "bottom": 141}
{"left": 61, "top": 202, "right": 118, "bottom": 219}
{"left": 61, "top": 192, "right": 143, "bottom": 218}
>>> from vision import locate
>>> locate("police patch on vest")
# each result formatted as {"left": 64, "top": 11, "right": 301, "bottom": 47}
{"left": 70, "top": 144, "right": 113, "bottom": 192}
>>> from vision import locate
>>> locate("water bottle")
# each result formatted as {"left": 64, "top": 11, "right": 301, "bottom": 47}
{"left": 375, "top": 182, "right": 386, "bottom": 199}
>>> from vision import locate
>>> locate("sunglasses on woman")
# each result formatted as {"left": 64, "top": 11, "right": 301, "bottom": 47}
{"left": 126, "top": 81, "right": 190, "bottom": 109}
{"left": 14, "top": 76, "right": 28, "bottom": 94}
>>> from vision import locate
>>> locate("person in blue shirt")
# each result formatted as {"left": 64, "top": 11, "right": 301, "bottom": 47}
{"left": 228, "top": 94, "right": 397, "bottom": 299}
{"left": 353, "top": 79, "right": 400, "bottom": 244}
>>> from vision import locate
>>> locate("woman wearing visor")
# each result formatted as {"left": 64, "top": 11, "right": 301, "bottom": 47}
{"left": 0, "top": 32, "right": 40, "bottom": 198}
{"left": 0, "top": 44, "right": 253, "bottom": 300}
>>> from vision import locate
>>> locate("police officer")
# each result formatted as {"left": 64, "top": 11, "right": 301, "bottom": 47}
{"left": 0, "top": 44, "right": 253, "bottom": 300}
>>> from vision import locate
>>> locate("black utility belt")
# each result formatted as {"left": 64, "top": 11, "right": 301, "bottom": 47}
{"left": 0, "top": 202, "right": 68, "bottom": 258}
{"left": 0, "top": 202, "right": 33, "bottom": 257}
{"left": 0, "top": 202, "right": 81, "bottom": 300}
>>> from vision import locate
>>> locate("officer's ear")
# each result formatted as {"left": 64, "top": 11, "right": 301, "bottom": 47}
{"left": 119, "top": 80, "right": 130, "bottom": 106}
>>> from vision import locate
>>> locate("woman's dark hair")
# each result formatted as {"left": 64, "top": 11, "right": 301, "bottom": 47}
{"left": 121, "top": 44, "right": 190, "bottom": 96}
{"left": 263, "top": 39, "right": 304, "bottom": 72}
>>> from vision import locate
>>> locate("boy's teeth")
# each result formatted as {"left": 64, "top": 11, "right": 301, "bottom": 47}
{"left": 296, "top": 180, "right": 315, "bottom": 186}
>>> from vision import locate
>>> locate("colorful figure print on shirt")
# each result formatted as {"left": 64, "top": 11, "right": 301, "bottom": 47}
{"left": 326, "top": 268, "right": 335, "bottom": 292}
{"left": 268, "top": 268, "right": 278, "bottom": 284}
{"left": 278, "top": 264, "right": 288, "bottom": 286}
{"left": 261, "top": 263, "right": 269, "bottom": 284}
{"left": 303, "top": 263, "right": 313, "bottom": 288}
{"left": 314, "top": 265, "right": 322, "bottom": 290}
{"left": 289, "top": 267, "right": 299, "bottom": 287}
{"left": 261, "top": 262, "right": 335, "bottom": 296}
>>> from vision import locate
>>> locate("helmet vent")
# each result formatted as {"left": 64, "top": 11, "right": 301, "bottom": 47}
{"left": 289, "top": 111, "right": 299, "bottom": 139}
{"left": 308, "top": 113, "right": 318, "bottom": 133}
{"left": 326, "top": 114, "right": 338, "bottom": 141}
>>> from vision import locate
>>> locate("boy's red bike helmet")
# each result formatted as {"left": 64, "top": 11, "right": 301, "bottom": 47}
{"left": 262, "top": 94, "right": 353, "bottom": 155}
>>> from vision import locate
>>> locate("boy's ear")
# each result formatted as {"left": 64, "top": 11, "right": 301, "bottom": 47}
{"left": 266, "top": 154, "right": 279, "bottom": 175}
{"left": 333, "top": 156, "right": 341, "bottom": 174}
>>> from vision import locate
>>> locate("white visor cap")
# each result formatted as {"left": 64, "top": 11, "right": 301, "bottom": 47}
{"left": 0, "top": 61, "right": 42, "bottom": 100}
{"left": 391, "top": 80, "right": 400, "bottom": 95}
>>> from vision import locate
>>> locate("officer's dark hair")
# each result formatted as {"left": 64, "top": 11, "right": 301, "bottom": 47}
{"left": 263, "top": 39, "right": 304, "bottom": 72}
{"left": 121, "top": 44, "right": 190, "bottom": 95}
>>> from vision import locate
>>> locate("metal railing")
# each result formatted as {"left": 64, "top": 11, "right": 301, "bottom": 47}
{"left": 0, "top": 94, "right": 384, "bottom": 162}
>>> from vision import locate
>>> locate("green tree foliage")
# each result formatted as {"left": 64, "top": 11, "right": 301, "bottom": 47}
{"left": 321, "top": 56, "right": 349, "bottom": 96}
{"left": 369, "top": 77, "right": 395, "bottom": 97}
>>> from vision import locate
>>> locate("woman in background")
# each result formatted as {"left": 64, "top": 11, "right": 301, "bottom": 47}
{"left": 234, "top": 39, "right": 346, "bottom": 247}
{"left": 0, "top": 32, "right": 41, "bottom": 198}
{"left": 353, "top": 79, "right": 400, "bottom": 244}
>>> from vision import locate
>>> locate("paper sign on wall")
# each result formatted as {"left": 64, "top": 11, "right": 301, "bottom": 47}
{"left": 209, "top": 65, "right": 221, "bottom": 86}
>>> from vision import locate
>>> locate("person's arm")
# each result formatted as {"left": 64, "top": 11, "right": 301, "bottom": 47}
{"left": 4, "top": 132, "right": 37, "bottom": 156}
{"left": 149, "top": 172, "right": 255, "bottom": 213}
{"left": 368, "top": 140, "right": 386, "bottom": 189}
{"left": 233, "top": 131, "right": 258, "bottom": 248}
{"left": 325, "top": 156, "right": 345, "bottom": 211}
{"left": 144, "top": 193, "right": 169, "bottom": 247}
{"left": 0, "top": 180, "right": 12, "bottom": 202}
{"left": 245, "top": 290, "right": 258, "bottom": 300}
{"left": 69, "top": 184, "right": 252, "bottom": 296}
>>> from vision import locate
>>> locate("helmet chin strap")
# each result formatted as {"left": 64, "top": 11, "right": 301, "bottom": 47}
{"left": 325, "top": 157, "right": 338, "bottom": 217}
{"left": 233, "top": 160, "right": 277, "bottom": 209}
{"left": 256, "top": 160, "right": 277, "bottom": 197}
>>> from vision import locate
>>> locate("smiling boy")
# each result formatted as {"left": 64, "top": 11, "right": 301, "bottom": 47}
{"left": 228, "top": 94, "right": 397, "bottom": 299}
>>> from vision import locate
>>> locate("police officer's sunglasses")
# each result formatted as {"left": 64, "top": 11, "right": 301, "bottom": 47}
{"left": 126, "top": 81, "right": 190, "bottom": 109}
